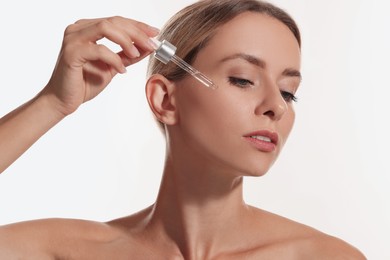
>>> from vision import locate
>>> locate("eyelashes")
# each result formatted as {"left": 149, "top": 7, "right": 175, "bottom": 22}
{"left": 280, "top": 91, "right": 298, "bottom": 103}
{"left": 228, "top": 76, "right": 298, "bottom": 103}
{"left": 228, "top": 76, "right": 254, "bottom": 88}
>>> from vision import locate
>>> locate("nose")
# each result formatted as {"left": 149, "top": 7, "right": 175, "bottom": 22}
{"left": 254, "top": 83, "right": 288, "bottom": 121}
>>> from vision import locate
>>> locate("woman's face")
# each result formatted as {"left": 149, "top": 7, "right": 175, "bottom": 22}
{"left": 170, "top": 12, "right": 301, "bottom": 177}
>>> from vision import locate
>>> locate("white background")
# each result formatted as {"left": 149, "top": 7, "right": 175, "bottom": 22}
{"left": 0, "top": 1, "right": 389, "bottom": 259}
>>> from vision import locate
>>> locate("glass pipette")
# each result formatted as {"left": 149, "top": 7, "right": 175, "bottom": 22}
{"left": 149, "top": 38, "right": 217, "bottom": 90}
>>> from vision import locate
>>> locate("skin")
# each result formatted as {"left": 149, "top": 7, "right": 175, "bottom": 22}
{"left": 0, "top": 16, "right": 157, "bottom": 174}
{"left": 0, "top": 13, "right": 365, "bottom": 260}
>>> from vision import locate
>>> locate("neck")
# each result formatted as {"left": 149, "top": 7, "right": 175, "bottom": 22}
{"left": 147, "top": 153, "right": 250, "bottom": 258}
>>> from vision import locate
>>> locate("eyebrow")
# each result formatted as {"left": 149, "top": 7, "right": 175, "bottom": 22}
{"left": 219, "top": 53, "right": 302, "bottom": 81}
{"left": 282, "top": 68, "right": 302, "bottom": 82}
{"left": 220, "top": 53, "right": 266, "bottom": 68}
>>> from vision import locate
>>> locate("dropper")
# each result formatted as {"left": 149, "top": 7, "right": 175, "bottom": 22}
{"left": 149, "top": 38, "right": 217, "bottom": 89}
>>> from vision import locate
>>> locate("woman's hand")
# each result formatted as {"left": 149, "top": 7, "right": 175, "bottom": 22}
{"left": 41, "top": 16, "right": 159, "bottom": 116}
{"left": 0, "top": 17, "right": 159, "bottom": 174}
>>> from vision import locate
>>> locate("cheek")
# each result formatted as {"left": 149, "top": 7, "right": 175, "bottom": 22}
{"left": 176, "top": 86, "right": 248, "bottom": 134}
{"left": 174, "top": 87, "right": 255, "bottom": 170}
{"left": 174, "top": 86, "right": 251, "bottom": 160}
{"left": 278, "top": 108, "right": 295, "bottom": 146}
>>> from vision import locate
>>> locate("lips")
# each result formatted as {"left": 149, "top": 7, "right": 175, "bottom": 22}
{"left": 243, "top": 130, "right": 279, "bottom": 152}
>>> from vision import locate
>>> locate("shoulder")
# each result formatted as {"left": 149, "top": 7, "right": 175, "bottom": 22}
{"left": 0, "top": 218, "right": 123, "bottom": 259}
{"left": 0, "top": 217, "right": 121, "bottom": 240}
{"left": 246, "top": 207, "right": 366, "bottom": 259}
{"left": 298, "top": 234, "right": 366, "bottom": 259}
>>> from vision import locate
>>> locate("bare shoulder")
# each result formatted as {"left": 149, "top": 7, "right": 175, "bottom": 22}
{"left": 302, "top": 234, "right": 366, "bottom": 260}
{"left": 245, "top": 206, "right": 366, "bottom": 259}
{"left": 0, "top": 218, "right": 123, "bottom": 259}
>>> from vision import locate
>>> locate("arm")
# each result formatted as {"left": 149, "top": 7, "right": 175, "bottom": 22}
{"left": 0, "top": 93, "right": 65, "bottom": 174}
{"left": 0, "top": 16, "right": 158, "bottom": 174}
{"left": 0, "top": 218, "right": 120, "bottom": 259}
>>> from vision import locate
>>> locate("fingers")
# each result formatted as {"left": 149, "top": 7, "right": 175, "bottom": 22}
{"left": 133, "top": 20, "right": 161, "bottom": 37}
{"left": 63, "top": 16, "right": 159, "bottom": 70}
{"left": 88, "top": 44, "right": 127, "bottom": 74}
{"left": 117, "top": 48, "right": 151, "bottom": 68}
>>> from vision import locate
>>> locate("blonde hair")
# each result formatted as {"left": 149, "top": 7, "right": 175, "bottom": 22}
{"left": 147, "top": 0, "right": 301, "bottom": 133}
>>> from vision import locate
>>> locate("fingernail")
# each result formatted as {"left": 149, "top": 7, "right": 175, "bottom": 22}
{"left": 120, "top": 66, "right": 127, "bottom": 74}
{"left": 148, "top": 38, "right": 159, "bottom": 50}
{"left": 149, "top": 26, "right": 160, "bottom": 34}
{"left": 130, "top": 45, "right": 140, "bottom": 57}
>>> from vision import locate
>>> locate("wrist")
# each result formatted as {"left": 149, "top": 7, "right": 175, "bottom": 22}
{"left": 36, "top": 82, "right": 84, "bottom": 118}
{"left": 34, "top": 89, "right": 69, "bottom": 122}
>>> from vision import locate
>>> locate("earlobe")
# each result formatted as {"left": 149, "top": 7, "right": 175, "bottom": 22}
{"left": 145, "top": 74, "right": 178, "bottom": 125}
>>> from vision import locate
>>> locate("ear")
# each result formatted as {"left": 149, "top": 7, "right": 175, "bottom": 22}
{"left": 145, "top": 74, "right": 178, "bottom": 126}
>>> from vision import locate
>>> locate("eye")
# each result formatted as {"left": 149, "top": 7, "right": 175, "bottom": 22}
{"left": 228, "top": 77, "right": 254, "bottom": 88}
{"left": 280, "top": 91, "right": 298, "bottom": 103}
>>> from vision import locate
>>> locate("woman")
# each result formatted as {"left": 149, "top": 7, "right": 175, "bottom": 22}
{"left": 0, "top": 0, "right": 365, "bottom": 259}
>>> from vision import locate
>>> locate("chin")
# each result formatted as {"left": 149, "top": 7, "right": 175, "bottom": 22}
{"left": 239, "top": 160, "right": 276, "bottom": 177}
{"left": 244, "top": 169, "right": 270, "bottom": 178}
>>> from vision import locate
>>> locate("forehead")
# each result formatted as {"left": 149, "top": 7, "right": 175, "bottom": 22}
{"left": 196, "top": 12, "right": 301, "bottom": 71}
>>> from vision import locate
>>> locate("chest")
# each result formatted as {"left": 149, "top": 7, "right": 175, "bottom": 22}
{"left": 53, "top": 237, "right": 308, "bottom": 260}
